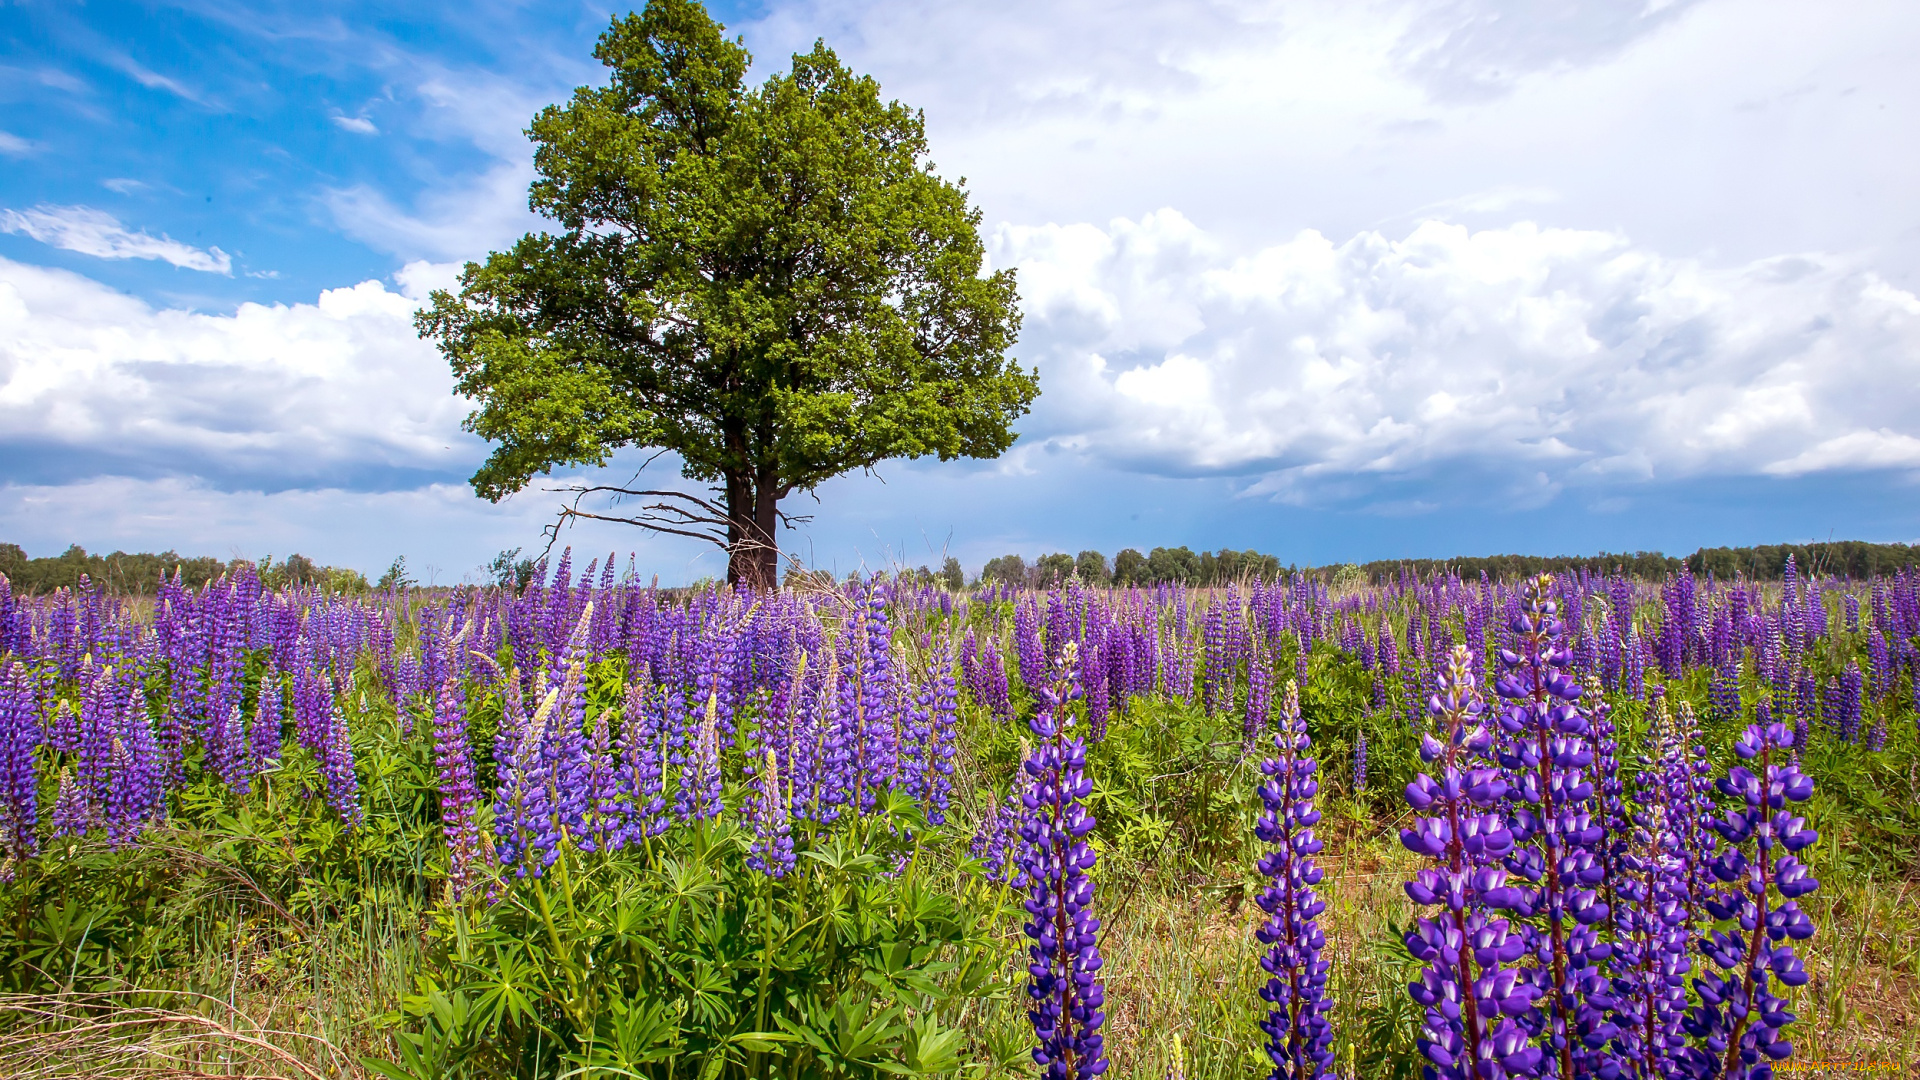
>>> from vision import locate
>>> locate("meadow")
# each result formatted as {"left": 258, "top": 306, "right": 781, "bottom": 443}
{"left": 0, "top": 553, "right": 1916, "bottom": 1079}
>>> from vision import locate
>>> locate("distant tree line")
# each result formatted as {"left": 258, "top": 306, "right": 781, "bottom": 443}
{"left": 963, "top": 540, "right": 1920, "bottom": 589}
{"left": 1353, "top": 541, "right": 1919, "bottom": 584}
{"left": 978, "top": 547, "right": 1289, "bottom": 588}
{"left": 0, "top": 543, "right": 371, "bottom": 595}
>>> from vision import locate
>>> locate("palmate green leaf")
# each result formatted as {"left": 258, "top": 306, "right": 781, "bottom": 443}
{"left": 875, "top": 1015, "right": 966, "bottom": 1076}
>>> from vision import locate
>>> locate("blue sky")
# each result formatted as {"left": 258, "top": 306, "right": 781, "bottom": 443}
{"left": 2, "top": 0, "right": 1918, "bottom": 582}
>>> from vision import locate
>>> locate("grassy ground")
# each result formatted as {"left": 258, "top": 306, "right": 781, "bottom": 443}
{"left": 4, "top": 816, "right": 1917, "bottom": 1077}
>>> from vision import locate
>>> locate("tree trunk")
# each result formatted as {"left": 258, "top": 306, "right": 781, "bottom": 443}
{"left": 723, "top": 467, "right": 781, "bottom": 590}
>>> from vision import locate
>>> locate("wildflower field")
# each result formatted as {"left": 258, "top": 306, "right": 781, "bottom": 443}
{"left": 1, "top": 553, "right": 1917, "bottom": 1079}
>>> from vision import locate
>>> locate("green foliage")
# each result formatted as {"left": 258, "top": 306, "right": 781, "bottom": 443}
{"left": 415, "top": 0, "right": 1034, "bottom": 584}
{"left": 378, "top": 556, "right": 418, "bottom": 592}
{"left": 980, "top": 555, "right": 1026, "bottom": 588}
{"left": 1033, "top": 554, "right": 1074, "bottom": 587}
{"left": 1073, "top": 551, "right": 1110, "bottom": 586}
{"left": 380, "top": 810, "right": 1001, "bottom": 1079}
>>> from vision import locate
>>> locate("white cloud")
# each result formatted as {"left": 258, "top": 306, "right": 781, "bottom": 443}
{"left": 0, "top": 256, "right": 474, "bottom": 486}
{"left": 994, "top": 213, "right": 1920, "bottom": 502}
{"left": 0, "top": 131, "right": 31, "bottom": 156}
{"left": 321, "top": 71, "right": 551, "bottom": 263}
{"left": 325, "top": 162, "right": 537, "bottom": 262}
{"left": 332, "top": 114, "right": 379, "bottom": 135}
{"left": 107, "top": 55, "right": 205, "bottom": 104}
{"left": 0, "top": 205, "right": 231, "bottom": 274}
{"left": 739, "top": 0, "right": 1920, "bottom": 283}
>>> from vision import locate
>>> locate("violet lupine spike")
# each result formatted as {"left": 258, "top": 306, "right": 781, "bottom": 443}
{"left": 579, "top": 705, "right": 626, "bottom": 854}
{"left": 1244, "top": 647, "right": 1272, "bottom": 754}
{"left": 1018, "top": 640, "right": 1108, "bottom": 1080}
{"left": 106, "top": 683, "right": 163, "bottom": 848}
{"left": 1682, "top": 721, "right": 1817, "bottom": 1079}
{"left": 1495, "top": 575, "right": 1615, "bottom": 1077}
{"left": 922, "top": 636, "right": 961, "bottom": 823}
{"left": 431, "top": 676, "right": 487, "bottom": 901}
{"left": 0, "top": 661, "right": 43, "bottom": 878}
{"left": 1589, "top": 679, "right": 1628, "bottom": 940}
{"left": 251, "top": 667, "right": 284, "bottom": 772}
{"left": 1401, "top": 644, "right": 1537, "bottom": 1080}
{"left": 1606, "top": 720, "right": 1695, "bottom": 1080}
{"left": 1015, "top": 599, "right": 1046, "bottom": 696}
{"left": 747, "top": 741, "right": 797, "bottom": 878}
{"left": 619, "top": 679, "right": 669, "bottom": 844}
{"left": 1253, "top": 679, "right": 1333, "bottom": 1080}
{"left": 1351, "top": 733, "right": 1367, "bottom": 795}
{"left": 679, "top": 691, "right": 725, "bottom": 825}
{"left": 969, "top": 789, "right": 1028, "bottom": 888}
{"left": 495, "top": 675, "right": 562, "bottom": 876}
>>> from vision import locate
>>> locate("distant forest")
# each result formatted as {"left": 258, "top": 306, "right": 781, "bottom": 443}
{"left": 0, "top": 544, "right": 370, "bottom": 595}
{"left": 3, "top": 538, "right": 1916, "bottom": 595}
{"left": 972, "top": 540, "right": 1920, "bottom": 588}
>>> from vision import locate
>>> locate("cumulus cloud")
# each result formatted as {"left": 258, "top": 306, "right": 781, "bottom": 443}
{"left": 0, "top": 205, "right": 231, "bottom": 273}
{"left": 995, "top": 213, "right": 1920, "bottom": 504}
{"left": 0, "top": 256, "right": 477, "bottom": 488}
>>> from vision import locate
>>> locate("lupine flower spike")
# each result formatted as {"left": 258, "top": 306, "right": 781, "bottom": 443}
{"left": 1253, "top": 679, "right": 1333, "bottom": 1079}
{"left": 1019, "top": 641, "right": 1109, "bottom": 1079}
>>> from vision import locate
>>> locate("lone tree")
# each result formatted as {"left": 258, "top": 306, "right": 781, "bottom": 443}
{"left": 418, "top": 0, "right": 1035, "bottom": 587}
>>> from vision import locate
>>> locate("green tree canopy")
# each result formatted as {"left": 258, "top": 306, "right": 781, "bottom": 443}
{"left": 418, "top": 0, "right": 1035, "bottom": 586}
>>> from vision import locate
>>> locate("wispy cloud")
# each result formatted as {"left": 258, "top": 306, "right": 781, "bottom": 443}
{"left": 107, "top": 54, "right": 206, "bottom": 104}
{"left": 0, "top": 205, "right": 232, "bottom": 274}
{"left": 101, "top": 178, "right": 150, "bottom": 194}
{"left": 331, "top": 114, "right": 379, "bottom": 135}
{"left": 0, "top": 131, "right": 32, "bottom": 156}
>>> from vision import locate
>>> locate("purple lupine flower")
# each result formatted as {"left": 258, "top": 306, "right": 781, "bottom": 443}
{"left": 1245, "top": 647, "right": 1272, "bottom": 754}
{"left": 1253, "top": 679, "right": 1333, "bottom": 1079}
{"left": 1018, "top": 641, "right": 1108, "bottom": 1079}
{"left": 1494, "top": 574, "right": 1615, "bottom": 1079}
{"left": 1866, "top": 629, "right": 1891, "bottom": 702}
{"left": 923, "top": 636, "right": 961, "bottom": 823}
{"left": 492, "top": 671, "right": 547, "bottom": 876}
{"left": 431, "top": 675, "right": 487, "bottom": 901}
{"left": 1682, "top": 721, "right": 1817, "bottom": 1078}
{"left": 619, "top": 678, "right": 670, "bottom": 844}
{"left": 978, "top": 634, "right": 1014, "bottom": 722}
{"left": 105, "top": 680, "right": 163, "bottom": 848}
{"left": 251, "top": 666, "right": 284, "bottom": 772}
{"left": 747, "top": 741, "right": 797, "bottom": 878}
{"left": 1607, "top": 706, "right": 1696, "bottom": 1080}
{"left": 1589, "top": 682, "right": 1627, "bottom": 938}
{"left": 1350, "top": 733, "right": 1367, "bottom": 795}
{"left": 970, "top": 789, "right": 1029, "bottom": 888}
{"left": 677, "top": 691, "right": 725, "bottom": 825}
{"left": 578, "top": 704, "right": 626, "bottom": 854}
{"left": 1015, "top": 598, "right": 1046, "bottom": 696}
{"left": 1202, "top": 604, "right": 1230, "bottom": 716}
{"left": 1401, "top": 644, "right": 1537, "bottom": 1080}
{"left": 0, "top": 662, "right": 42, "bottom": 877}
{"left": 317, "top": 692, "right": 363, "bottom": 828}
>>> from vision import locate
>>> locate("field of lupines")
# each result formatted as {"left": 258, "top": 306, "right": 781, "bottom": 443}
{"left": 1, "top": 552, "right": 1918, "bottom": 1078}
